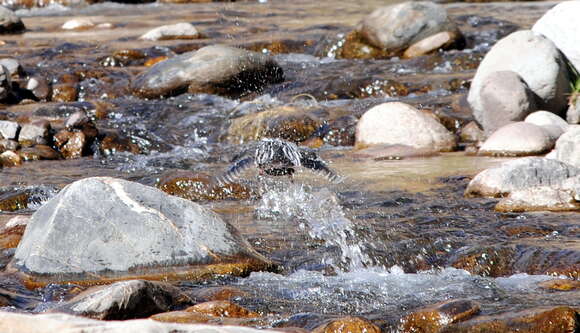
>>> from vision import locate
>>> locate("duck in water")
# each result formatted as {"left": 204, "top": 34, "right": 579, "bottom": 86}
{"left": 216, "top": 138, "right": 341, "bottom": 184}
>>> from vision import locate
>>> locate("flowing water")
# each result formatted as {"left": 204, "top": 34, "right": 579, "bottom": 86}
{"left": 0, "top": 0, "right": 578, "bottom": 330}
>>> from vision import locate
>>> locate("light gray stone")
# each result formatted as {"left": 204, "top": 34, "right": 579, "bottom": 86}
{"left": 12, "top": 177, "right": 271, "bottom": 284}
{"left": 0, "top": 58, "right": 21, "bottom": 77}
{"left": 472, "top": 71, "right": 537, "bottom": 133}
{"left": 532, "top": 1, "right": 580, "bottom": 72}
{"left": 468, "top": 30, "right": 570, "bottom": 116}
{"left": 26, "top": 76, "right": 50, "bottom": 100}
{"left": 359, "top": 1, "right": 460, "bottom": 53}
{"left": 0, "top": 311, "right": 278, "bottom": 333}
{"left": 524, "top": 110, "right": 568, "bottom": 140}
{"left": 0, "top": 6, "right": 25, "bottom": 34}
{"left": 49, "top": 280, "right": 192, "bottom": 320}
{"left": 355, "top": 102, "right": 456, "bottom": 151}
{"left": 465, "top": 157, "right": 580, "bottom": 198}
{"left": 567, "top": 97, "right": 580, "bottom": 124}
{"left": 139, "top": 22, "right": 200, "bottom": 41}
{"left": 478, "top": 122, "right": 553, "bottom": 156}
{"left": 131, "top": 45, "right": 284, "bottom": 99}
{"left": 18, "top": 120, "right": 50, "bottom": 146}
{"left": 550, "top": 125, "right": 580, "bottom": 167}
{"left": 0, "top": 139, "right": 18, "bottom": 152}
{"left": 0, "top": 120, "right": 19, "bottom": 140}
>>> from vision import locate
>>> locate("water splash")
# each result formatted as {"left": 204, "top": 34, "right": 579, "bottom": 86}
{"left": 256, "top": 182, "right": 371, "bottom": 271}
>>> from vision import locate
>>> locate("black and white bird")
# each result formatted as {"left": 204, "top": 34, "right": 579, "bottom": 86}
{"left": 216, "top": 138, "right": 340, "bottom": 184}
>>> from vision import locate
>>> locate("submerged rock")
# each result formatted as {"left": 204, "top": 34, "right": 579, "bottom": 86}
{"left": 0, "top": 6, "right": 25, "bottom": 34}
{"left": 131, "top": 45, "right": 284, "bottom": 99}
{"left": 470, "top": 71, "right": 537, "bottom": 134}
{"left": 399, "top": 299, "right": 480, "bottom": 332}
{"left": 478, "top": 122, "right": 553, "bottom": 157}
{"left": 186, "top": 301, "right": 258, "bottom": 318}
{"left": 355, "top": 102, "right": 456, "bottom": 151}
{"left": 139, "top": 22, "right": 200, "bottom": 41}
{"left": 441, "top": 306, "right": 579, "bottom": 333}
{"left": 11, "top": 177, "right": 273, "bottom": 287}
{"left": 468, "top": 30, "right": 570, "bottom": 117}
{"left": 311, "top": 316, "right": 380, "bottom": 333}
{"left": 49, "top": 280, "right": 193, "bottom": 320}
{"left": 533, "top": 1, "right": 580, "bottom": 72}
{"left": 465, "top": 157, "right": 580, "bottom": 198}
{"left": 157, "top": 171, "right": 252, "bottom": 201}
{"left": 537, "top": 279, "right": 580, "bottom": 291}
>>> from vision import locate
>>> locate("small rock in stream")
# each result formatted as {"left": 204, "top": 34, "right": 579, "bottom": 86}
{"left": 478, "top": 122, "right": 554, "bottom": 157}
{"left": 18, "top": 119, "right": 51, "bottom": 146}
{"left": 139, "top": 22, "right": 200, "bottom": 41}
{"left": 547, "top": 125, "right": 580, "bottom": 167}
{"left": 0, "top": 58, "right": 22, "bottom": 77}
{"left": 131, "top": 45, "right": 284, "bottom": 99}
{"left": 25, "top": 77, "right": 51, "bottom": 101}
{"left": 0, "top": 65, "right": 11, "bottom": 100}
{"left": 0, "top": 150, "right": 21, "bottom": 167}
{"left": 311, "top": 316, "right": 381, "bottom": 333}
{"left": 61, "top": 18, "right": 95, "bottom": 30}
{"left": 399, "top": 299, "right": 480, "bottom": 332}
{"left": 0, "top": 120, "right": 19, "bottom": 140}
{"left": 186, "top": 300, "right": 259, "bottom": 318}
{"left": 19, "top": 145, "right": 61, "bottom": 161}
{"left": 0, "top": 6, "right": 25, "bottom": 34}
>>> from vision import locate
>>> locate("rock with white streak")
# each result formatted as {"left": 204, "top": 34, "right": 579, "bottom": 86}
{"left": 11, "top": 177, "right": 272, "bottom": 286}
{"left": 465, "top": 157, "right": 580, "bottom": 198}
{"left": 139, "top": 22, "right": 200, "bottom": 41}
{"left": 478, "top": 122, "right": 554, "bottom": 156}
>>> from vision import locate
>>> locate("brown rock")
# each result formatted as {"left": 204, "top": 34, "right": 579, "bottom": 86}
{"left": 19, "top": 145, "right": 61, "bottom": 161}
{"left": 312, "top": 316, "right": 381, "bottom": 333}
{"left": 0, "top": 139, "right": 18, "bottom": 152}
{"left": 51, "top": 84, "right": 78, "bottom": 102}
{"left": 400, "top": 299, "right": 480, "bottom": 333}
{"left": 54, "top": 131, "right": 86, "bottom": 159}
{"left": 403, "top": 31, "right": 463, "bottom": 58}
{"left": 192, "top": 286, "right": 249, "bottom": 302}
{"left": 0, "top": 224, "right": 25, "bottom": 249}
{"left": 158, "top": 171, "right": 252, "bottom": 201}
{"left": 227, "top": 106, "right": 322, "bottom": 144}
{"left": 460, "top": 121, "right": 486, "bottom": 143}
{"left": 0, "top": 191, "right": 28, "bottom": 211}
{"left": 145, "top": 56, "right": 169, "bottom": 67}
{"left": 0, "top": 151, "right": 22, "bottom": 167}
{"left": 25, "top": 77, "right": 51, "bottom": 100}
{"left": 99, "top": 131, "right": 140, "bottom": 156}
{"left": 186, "top": 300, "right": 259, "bottom": 318}
{"left": 337, "top": 31, "right": 392, "bottom": 60}
{"left": 441, "top": 306, "right": 579, "bottom": 333}
{"left": 150, "top": 311, "right": 214, "bottom": 324}
{"left": 538, "top": 279, "right": 580, "bottom": 291}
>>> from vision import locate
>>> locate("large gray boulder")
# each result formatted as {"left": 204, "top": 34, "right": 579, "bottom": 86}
{"left": 355, "top": 102, "right": 456, "bottom": 151}
{"left": 532, "top": 1, "right": 580, "bottom": 72}
{"left": 468, "top": 30, "right": 570, "bottom": 118}
{"left": 0, "top": 311, "right": 279, "bottom": 333}
{"left": 358, "top": 1, "right": 461, "bottom": 54}
{"left": 465, "top": 157, "right": 580, "bottom": 198}
{"left": 131, "top": 45, "right": 284, "bottom": 99}
{"left": 471, "top": 71, "right": 537, "bottom": 133}
{"left": 549, "top": 125, "right": 580, "bottom": 167}
{"left": 11, "top": 177, "right": 271, "bottom": 286}
{"left": 478, "top": 122, "right": 553, "bottom": 157}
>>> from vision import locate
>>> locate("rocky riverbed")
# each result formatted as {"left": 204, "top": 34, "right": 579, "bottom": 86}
{"left": 0, "top": 0, "right": 578, "bottom": 332}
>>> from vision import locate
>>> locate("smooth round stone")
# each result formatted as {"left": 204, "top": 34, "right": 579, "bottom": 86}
{"left": 403, "top": 31, "right": 461, "bottom": 58}
{"left": 61, "top": 18, "right": 95, "bottom": 30}
{"left": 0, "top": 58, "right": 21, "bottom": 77}
{"left": 478, "top": 122, "right": 554, "bottom": 156}
{"left": 550, "top": 125, "right": 580, "bottom": 167}
{"left": 524, "top": 111, "right": 568, "bottom": 140}
{"left": 400, "top": 299, "right": 480, "bottom": 332}
{"left": 468, "top": 30, "right": 570, "bottom": 116}
{"left": 355, "top": 102, "right": 456, "bottom": 151}
{"left": 139, "top": 22, "right": 200, "bottom": 41}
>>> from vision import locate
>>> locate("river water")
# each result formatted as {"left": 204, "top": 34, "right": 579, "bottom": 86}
{"left": 0, "top": 0, "right": 578, "bottom": 331}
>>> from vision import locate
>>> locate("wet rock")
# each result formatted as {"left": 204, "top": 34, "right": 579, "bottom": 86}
{"left": 538, "top": 279, "right": 580, "bottom": 291}
{"left": 65, "top": 110, "right": 91, "bottom": 129}
{"left": 470, "top": 71, "right": 537, "bottom": 134}
{"left": 0, "top": 6, "right": 25, "bottom": 34}
{"left": 0, "top": 224, "right": 25, "bottom": 249}
{"left": 399, "top": 299, "right": 480, "bottom": 332}
{"left": 186, "top": 300, "right": 258, "bottom": 318}
{"left": 356, "top": 1, "right": 461, "bottom": 57}
{"left": 355, "top": 102, "right": 456, "bottom": 151}
{"left": 54, "top": 131, "right": 85, "bottom": 159}
{"left": 158, "top": 171, "right": 252, "bottom": 201}
{"left": 226, "top": 106, "right": 322, "bottom": 144}
{"left": 61, "top": 18, "right": 94, "bottom": 30}
{"left": 465, "top": 157, "right": 580, "bottom": 198}
{"left": 191, "top": 286, "right": 249, "bottom": 302}
{"left": 548, "top": 126, "right": 580, "bottom": 167}
{"left": 49, "top": 280, "right": 193, "bottom": 320}
{"left": 99, "top": 131, "right": 140, "bottom": 156}
{"left": 150, "top": 311, "right": 216, "bottom": 324}
{"left": 441, "top": 306, "right": 579, "bottom": 333}
{"left": 459, "top": 121, "right": 485, "bottom": 143}
{"left": 495, "top": 174, "right": 580, "bottom": 212}
{"left": 352, "top": 144, "right": 439, "bottom": 160}
{"left": 0, "top": 58, "right": 21, "bottom": 77}
{"left": 0, "top": 190, "right": 28, "bottom": 211}
{"left": 0, "top": 311, "right": 280, "bottom": 333}
{"left": 311, "top": 316, "right": 381, "bottom": 333}
{"left": 139, "top": 22, "right": 200, "bottom": 41}
{"left": 0, "top": 139, "right": 18, "bottom": 151}
{"left": 0, "top": 150, "right": 21, "bottom": 167}
{"left": 11, "top": 177, "right": 273, "bottom": 287}
{"left": 0, "top": 120, "right": 19, "bottom": 140}
{"left": 0, "top": 65, "right": 11, "bottom": 100}
{"left": 25, "top": 77, "right": 51, "bottom": 100}
{"left": 51, "top": 84, "right": 78, "bottom": 102}
{"left": 403, "top": 31, "right": 463, "bottom": 59}
{"left": 18, "top": 119, "right": 50, "bottom": 146}
{"left": 533, "top": 1, "right": 580, "bottom": 71}
{"left": 19, "top": 145, "right": 61, "bottom": 161}
{"left": 321, "top": 115, "right": 357, "bottom": 146}
{"left": 132, "top": 45, "right": 284, "bottom": 99}
{"left": 524, "top": 111, "right": 568, "bottom": 140}
{"left": 478, "top": 122, "right": 553, "bottom": 157}
{"left": 468, "top": 30, "right": 570, "bottom": 116}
